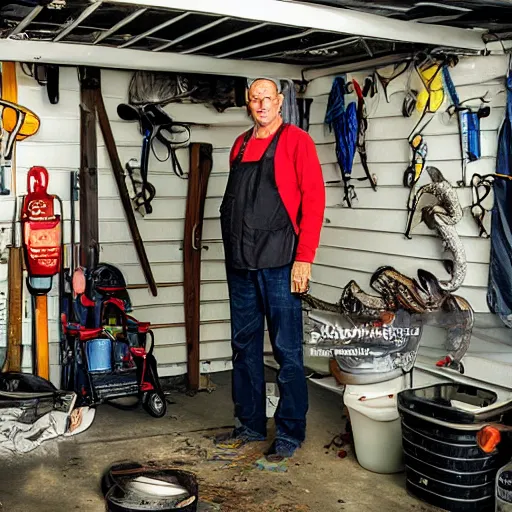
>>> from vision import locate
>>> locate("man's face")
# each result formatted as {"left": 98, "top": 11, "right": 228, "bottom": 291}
{"left": 247, "top": 79, "right": 283, "bottom": 127}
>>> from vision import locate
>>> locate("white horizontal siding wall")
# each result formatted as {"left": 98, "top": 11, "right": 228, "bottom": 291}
{"left": 303, "top": 54, "right": 512, "bottom": 390}
{"left": 8, "top": 64, "right": 264, "bottom": 385}
{"left": 1, "top": 63, "right": 333, "bottom": 387}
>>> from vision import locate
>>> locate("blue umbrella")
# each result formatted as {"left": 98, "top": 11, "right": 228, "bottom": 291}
{"left": 325, "top": 76, "right": 358, "bottom": 207}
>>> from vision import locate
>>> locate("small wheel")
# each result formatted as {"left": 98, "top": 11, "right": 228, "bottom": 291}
{"left": 143, "top": 391, "right": 167, "bottom": 418}
{"left": 403, "top": 168, "right": 415, "bottom": 188}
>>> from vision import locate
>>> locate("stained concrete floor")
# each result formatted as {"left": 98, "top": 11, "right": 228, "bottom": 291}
{"left": 0, "top": 370, "right": 439, "bottom": 512}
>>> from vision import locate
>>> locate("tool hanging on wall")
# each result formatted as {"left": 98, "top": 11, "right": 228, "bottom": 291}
{"left": 22, "top": 167, "right": 62, "bottom": 295}
{"left": 325, "top": 76, "right": 359, "bottom": 208}
{"left": 94, "top": 87, "right": 158, "bottom": 296}
{"left": 374, "top": 61, "right": 410, "bottom": 103}
{"left": 353, "top": 79, "right": 377, "bottom": 192}
{"left": 184, "top": 142, "right": 213, "bottom": 392}
{"left": 124, "top": 158, "right": 156, "bottom": 217}
{"left": 297, "top": 98, "right": 313, "bottom": 132}
{"left": 1, "top": 61, "right": 40, "bottom": 373}
{"left": 470, "top": 173, "right": 512, "bottom": 239}
{"left": 402, "top": 62, "right": 419, "bottom": 118}
{"left": 0, "top": 98, "right": 40, "bottom": 161}
{"left": 60, "top": 171, "right": 78, "bottom": 386}
{"left": 406, "top": 58, "right": 446, "bottom": 141}
{"left": 21, "top": 166, "right": 63, "bottom": 380}
{"left": 117, "top": 102, "right": 190, "bottom": 215}
{"left": 403, "top": 133, "right": 428, "bottom": 212}
{"left": 470, "top": 173, "right": 494, "bottom": 238}
{"left": 442, "top": 64, "right": 491, "bottom": 187}
{"left": 20, "top": 63, "right": 60, "bottom": 105}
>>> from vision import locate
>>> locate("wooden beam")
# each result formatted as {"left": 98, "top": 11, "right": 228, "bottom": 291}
{"left": 0, "top": 39, "right": 303, "bottom": 79}
{"left": 78, "top": 67, "right": 100, "bottom": 267}
{"left": 184, "top": 143, "right": 213, "bottom": 391}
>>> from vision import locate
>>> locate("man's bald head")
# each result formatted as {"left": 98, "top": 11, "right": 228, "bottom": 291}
{"left": 247, "top": 78, "right": 284, "bottom": 128}
{"left": 248, "top": 78, "right": 281, "bottom": 95}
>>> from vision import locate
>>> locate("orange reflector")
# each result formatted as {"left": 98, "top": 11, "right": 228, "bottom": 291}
{"left": 477, "top": 426, "right": 501, "bottom": 453}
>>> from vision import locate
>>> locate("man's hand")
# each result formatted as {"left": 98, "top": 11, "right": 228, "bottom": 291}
{"left": 291, "top": 261, "right": 311, "bottom": 294}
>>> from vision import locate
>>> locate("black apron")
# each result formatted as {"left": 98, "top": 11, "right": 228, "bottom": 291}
{"left": 220, "top": 123, "right": 297, "bottom": 270}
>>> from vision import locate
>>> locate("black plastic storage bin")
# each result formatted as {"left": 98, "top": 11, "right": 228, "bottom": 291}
{"left": 397, "top": 383, "right": 512, "bottom": 512}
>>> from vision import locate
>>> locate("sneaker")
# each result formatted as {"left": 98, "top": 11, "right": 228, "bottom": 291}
{"left": 264, "top": 438, "right": 298, "bottom": 462}
{"left": 213, "top": 426, "right": 265, "bottom": 449}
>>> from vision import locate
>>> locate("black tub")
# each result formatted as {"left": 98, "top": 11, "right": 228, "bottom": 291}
{"left": 397, "top": 383, "right": 512, "bottom": 511}
{"left": 102, "top": 462, "right": 198, "bottom": 512}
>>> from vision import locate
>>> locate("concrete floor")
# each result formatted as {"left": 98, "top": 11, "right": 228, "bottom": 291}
{"left": 0, "top": 370, "right": 439, "bottom": 512}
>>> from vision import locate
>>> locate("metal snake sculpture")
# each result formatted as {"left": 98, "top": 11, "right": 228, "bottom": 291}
{"left": 302, "top": 167, "right": 473, "bottom": 371}
{"left": 405, "top": 166, "right": 467, "bottom": 293}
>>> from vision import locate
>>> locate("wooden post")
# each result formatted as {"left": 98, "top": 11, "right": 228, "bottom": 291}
{"left": 78, "top": 66, "right": 100, "bottom": 267}
{"left": 2, "top": 241, "right": 23, "bottom": 373}
{"left": 184, "top": 143, "right": 213, "bottom": 391}
{"left": 1, "top": 62, "right": 23, "bottom": 373}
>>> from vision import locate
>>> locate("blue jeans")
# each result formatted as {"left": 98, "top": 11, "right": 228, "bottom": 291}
{"left": 226, "top": 263, "right": 308, "bottom": 448}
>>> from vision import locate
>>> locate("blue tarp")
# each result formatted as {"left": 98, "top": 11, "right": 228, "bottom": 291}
{"left": 487, "top": 68, "right": 512, "bottom": 327}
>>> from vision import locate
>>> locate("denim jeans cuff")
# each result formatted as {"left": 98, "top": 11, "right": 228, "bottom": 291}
{"left": 275, "top": 433, "right": 302, "bottom": 449}
{"left": 235, "top": 425, "right": 266, "bottom": 441}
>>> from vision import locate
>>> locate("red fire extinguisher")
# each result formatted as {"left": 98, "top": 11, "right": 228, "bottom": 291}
{"left": 21, "top": 166, "right": 62, "bottom": 295}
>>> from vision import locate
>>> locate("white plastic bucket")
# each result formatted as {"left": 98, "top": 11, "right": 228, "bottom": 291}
{"left": 344, "top": 375, "right": 406, "bottom": 474}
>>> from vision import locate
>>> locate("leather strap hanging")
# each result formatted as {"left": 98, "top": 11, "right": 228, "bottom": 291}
{"left": 93, "top": 86, "right": 158, "bottom": 297}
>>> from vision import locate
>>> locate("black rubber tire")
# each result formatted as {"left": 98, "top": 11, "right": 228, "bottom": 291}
{"left": 143, "top": 391, "right": 167, "bottom": 418}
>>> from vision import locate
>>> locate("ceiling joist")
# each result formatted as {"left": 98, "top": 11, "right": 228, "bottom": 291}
{"left": 153, "top": 17, "right": 230, "bottom": 52}
{"left": 53, "top": 0, "right": 104, "bottom": 42}
{"left": 105, "top": 0, "right": 487, "bottom": 50}
{"left": 181, "top": 22, "right": 269, "bottom": 55}
{"left": 93, "top": 8, "right": 147, "bottom": 45}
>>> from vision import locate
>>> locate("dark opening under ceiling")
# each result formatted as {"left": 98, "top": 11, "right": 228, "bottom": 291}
{"left": 0, "top": 0, "right": 498, "bottom": 72}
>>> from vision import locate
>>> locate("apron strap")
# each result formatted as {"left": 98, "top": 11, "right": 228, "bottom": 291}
{"left": 233, "top": 129, "right": 253, "bottom": 166}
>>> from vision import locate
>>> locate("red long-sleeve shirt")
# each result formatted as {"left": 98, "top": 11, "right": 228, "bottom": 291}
{"left": 229, "top": 124, "right": 326, "bottom": 263}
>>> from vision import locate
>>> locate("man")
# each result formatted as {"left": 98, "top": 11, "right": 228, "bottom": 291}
{"left": 218, "top": 77, "right": 325, "bottom": 461}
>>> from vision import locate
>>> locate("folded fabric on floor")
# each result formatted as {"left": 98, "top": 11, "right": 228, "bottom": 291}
{"left": 0, "top": 406, "right": 95, "bottom": 456}
{"left": 0, "top": 372, "right": 95, "bottom": 456}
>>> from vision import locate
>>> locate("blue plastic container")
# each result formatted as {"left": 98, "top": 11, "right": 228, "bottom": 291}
{"left": 86, "top": 338, "right": 112, "bottom": 373}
